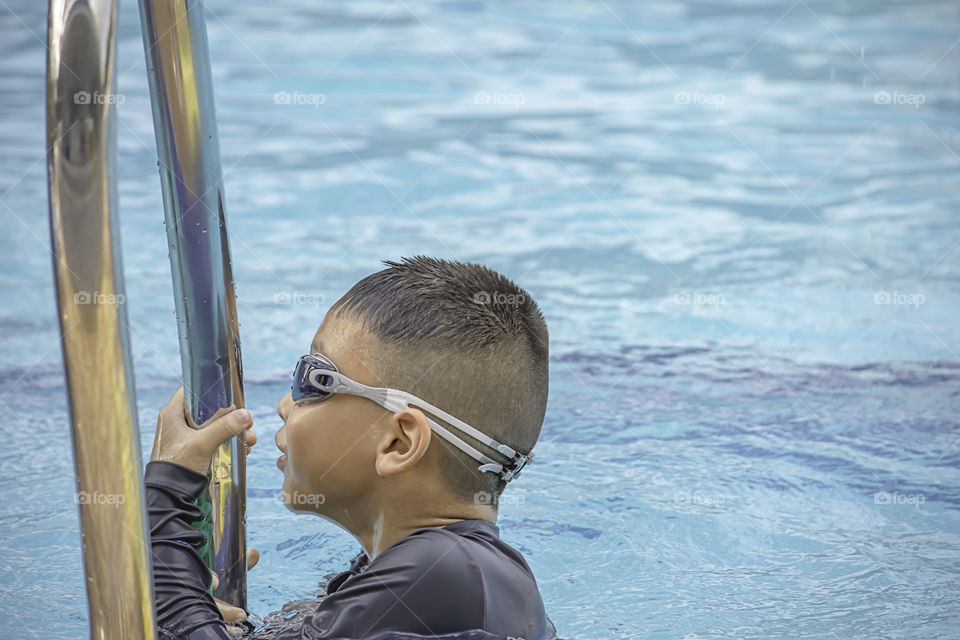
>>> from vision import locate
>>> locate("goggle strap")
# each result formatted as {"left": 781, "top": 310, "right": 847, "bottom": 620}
{"left": 304, "top": 364, "right": 531, "bottom": 482}
{"left": 385, "top": 390, "right": 519, "bottom": 459}
{"left": 424, "top": 417, "right": 505, "bottom": 477}
{"left": 381, "top": 389, "right": 530, "bottom": 482}
{"left": 337, "top": 380, "right": 513, "bottom": 480}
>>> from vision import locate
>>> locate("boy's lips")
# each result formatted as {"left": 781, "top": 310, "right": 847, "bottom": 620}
{"left": 275, "top": 426, "right": 288, "bottom": 469}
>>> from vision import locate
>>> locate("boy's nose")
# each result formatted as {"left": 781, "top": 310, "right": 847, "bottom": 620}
{"left": 276, "top": 392, "right": 292, "bottom": 420}
{"left": 275, "top": 392, "right": 292, "bottom": 452}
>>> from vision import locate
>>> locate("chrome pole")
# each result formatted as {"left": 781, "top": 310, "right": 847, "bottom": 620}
{"left": 137, "top": 0, "right": 247, "bottom": 608}
{"left": 46, "top": 0, "right": 157, "bottom": 637}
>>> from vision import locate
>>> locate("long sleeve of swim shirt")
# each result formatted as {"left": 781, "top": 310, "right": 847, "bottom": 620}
{"left": 144, "top": 461, "right": 558, "bottom": 640}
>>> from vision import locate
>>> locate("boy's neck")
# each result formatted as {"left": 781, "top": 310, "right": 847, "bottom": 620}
{"left": 356, "top": 500, "right": 497, "bottom": 559}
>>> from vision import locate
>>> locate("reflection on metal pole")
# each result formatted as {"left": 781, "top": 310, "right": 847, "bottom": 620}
{"left": 46, "top": 0, "right": 156, "bottom": 637}
{"left": 138, "top": 0, "right": 247, "bottom": 608}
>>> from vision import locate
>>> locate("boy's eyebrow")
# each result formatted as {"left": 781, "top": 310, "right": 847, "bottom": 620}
{"left": 310, "top": 340, "right": 324, "bottom": 354}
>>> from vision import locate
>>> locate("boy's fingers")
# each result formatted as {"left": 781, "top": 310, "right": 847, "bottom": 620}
{"left": 190, "top": 402, "right": 237, "bottom": 430}
{"left": 195, "top": 408, "right": 253, "bottom": 454}
{"left": 159, "top": 387, "right": 187, "bottom": 426}
{"left": 247, "top": 547, "right": 260, "bottom": 571}
{"left": 215, "top": 599, "right": 247, "bottom": 624}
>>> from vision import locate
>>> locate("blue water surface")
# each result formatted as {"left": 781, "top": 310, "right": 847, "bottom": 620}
{"left": 1, "top": 1, "right": 959, "bottom": 638}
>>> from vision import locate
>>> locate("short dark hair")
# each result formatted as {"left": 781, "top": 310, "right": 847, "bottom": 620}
{"left": 328, "top": 256, "right": 549, "bottom": 501}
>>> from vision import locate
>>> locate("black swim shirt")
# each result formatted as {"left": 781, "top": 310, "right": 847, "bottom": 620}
{"left": 145, "top": 461, "right": 558, "bottom": 640}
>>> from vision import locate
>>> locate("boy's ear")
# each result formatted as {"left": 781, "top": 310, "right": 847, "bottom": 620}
{"left": 374, "top": 408, "right": 432, "bottom": 477}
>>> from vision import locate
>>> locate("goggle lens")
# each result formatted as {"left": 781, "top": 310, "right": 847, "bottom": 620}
{"left": 291, "top": 354, "right": 338, "bottom": 403}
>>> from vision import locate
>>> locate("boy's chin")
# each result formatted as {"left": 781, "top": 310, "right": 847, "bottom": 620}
{"left": 279, "top": 478, "right": 322, "bottom": 513}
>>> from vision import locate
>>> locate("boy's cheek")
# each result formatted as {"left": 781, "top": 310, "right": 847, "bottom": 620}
{"left": 286, "top": 428, "right": 336, "bottom": 491}
{"left": 285, "top": 408, "right": 378, "bottom": 494}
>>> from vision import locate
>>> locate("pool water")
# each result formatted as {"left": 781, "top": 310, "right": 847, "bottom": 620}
{"left": 1, "top": 0, "right": 959, "bottom": 638}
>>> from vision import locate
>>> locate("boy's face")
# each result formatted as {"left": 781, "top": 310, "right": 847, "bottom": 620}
{"left": 274, "top": 317, "right": 388, "bottom": 520}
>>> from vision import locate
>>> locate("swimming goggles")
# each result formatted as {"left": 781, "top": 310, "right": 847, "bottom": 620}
{"left": 292, "top": 353, "right": 533, "bottom": 483}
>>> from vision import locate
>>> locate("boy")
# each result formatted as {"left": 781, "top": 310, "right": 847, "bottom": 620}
{"left": 146, "top": 256, "right": 557, "bottom": 639}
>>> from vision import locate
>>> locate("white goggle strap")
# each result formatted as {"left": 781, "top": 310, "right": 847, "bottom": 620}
{"left": 315, "top": 370, "right": 531, "bottom": 482}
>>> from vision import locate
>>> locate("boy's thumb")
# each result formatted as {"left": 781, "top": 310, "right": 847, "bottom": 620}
{"left": 197, "top": 408, "right": 252, "bottom": 452}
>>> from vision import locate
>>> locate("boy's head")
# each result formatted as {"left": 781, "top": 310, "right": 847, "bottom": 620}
{"left": 275, "top": 256, "right": 548, "bottom": 528}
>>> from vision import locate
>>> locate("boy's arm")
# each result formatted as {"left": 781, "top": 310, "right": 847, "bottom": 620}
{"left": 146, "top": 460, "right": 233, "bottom": 640}
{"left": 145, "top": 387, "right": 256, "bottom": 639}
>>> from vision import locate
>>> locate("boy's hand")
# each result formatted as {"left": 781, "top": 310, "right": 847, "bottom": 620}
{"left": 151, "top": 387, "right": 256, "bottom": 475}
{"left": 212, "top": 547, "right": 260, "bottom": 637}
